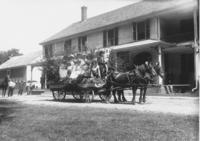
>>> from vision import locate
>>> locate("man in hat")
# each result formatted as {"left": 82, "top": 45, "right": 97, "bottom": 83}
{"left": 97, "top": 51, "right": 107, "bottom": 79}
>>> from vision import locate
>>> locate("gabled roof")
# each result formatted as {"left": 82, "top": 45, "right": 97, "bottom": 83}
{"left": 0, "top": 50, "right": 42, "bottom": 70}
{"left": 40, "top": 0, "right": 195, "bottom": 45}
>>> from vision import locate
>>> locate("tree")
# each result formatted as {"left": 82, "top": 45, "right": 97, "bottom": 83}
{"left": 41, "top": 58, "right": 61, "bottom": 88}
{"left": 0, "top": 48, "right": 22, "bottom": 65}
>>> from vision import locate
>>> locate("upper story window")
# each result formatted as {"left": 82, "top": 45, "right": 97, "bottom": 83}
{"left": 160, "top": 17, "right": 194, "bottom": 43}
{"left": 64, "top": 40, "right": 72, "bottom": 55}
{"left": 103, "top": 28, "right": 118, "bottom": 47}
{"left": 133, "top": 20, "right": 150, "bottom": 41}
{"left": 78, "top": 36, "right": 87, "bottom": 52}
{"left": 44, "top": 44, "right": 53, "bottom": 58}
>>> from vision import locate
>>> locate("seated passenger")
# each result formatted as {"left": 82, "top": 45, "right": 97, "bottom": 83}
{"left": 91, "top": 60, "right": 100, "bottom": 78}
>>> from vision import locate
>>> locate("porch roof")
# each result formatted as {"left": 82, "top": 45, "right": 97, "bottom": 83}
{"left": 0, "top": 51, "right": 42, "bottom": 70}
{"left": 101, "top": 40, "right": 171, "bottom": 51}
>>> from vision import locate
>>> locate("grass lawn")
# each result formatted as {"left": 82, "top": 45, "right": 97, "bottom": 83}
{"left": 0, "top": 99, "right": 198, "bottom": 141}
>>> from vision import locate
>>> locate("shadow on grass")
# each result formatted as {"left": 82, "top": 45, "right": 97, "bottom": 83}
{"left": 42, "top": 98, "right": 147, "bottom": 106}
{"left": 0, "top": 100, "right": 22, "bottom": 124}
{"left": 43, "top": 98, "right": 103, "bottom": 103}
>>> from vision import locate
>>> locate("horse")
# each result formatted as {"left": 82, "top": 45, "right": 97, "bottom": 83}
{"left": 0, "top": 76, "right": 9, "bottom": 97}
{"left": 106, "top": 70, "right": 134, "bottom": 103}
{"left": 131, "top": 62, "right": 164, "bottom": 104}
{"left": 106, "top": 61, "right": 158, "bottom": 104}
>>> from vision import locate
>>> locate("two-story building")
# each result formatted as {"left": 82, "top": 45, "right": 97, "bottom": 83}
{"left": 40, "top": 0, "right": 199, "bottom": 91}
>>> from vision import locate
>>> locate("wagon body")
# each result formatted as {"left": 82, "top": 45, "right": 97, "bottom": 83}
{"left": 49, "top": 78, "right": 110, "bottom": 102}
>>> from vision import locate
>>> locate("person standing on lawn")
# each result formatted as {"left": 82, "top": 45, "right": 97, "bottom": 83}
{"left": 18, "top": 80, "right": 25, "bottom": 95}
{"left": 8, "top": 80, "right": 16, "bottom": 97}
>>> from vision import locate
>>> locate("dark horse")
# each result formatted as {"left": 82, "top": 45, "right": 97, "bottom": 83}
{"left": 126, "top": 62, "right": 163, "bottom": 104}
{"left": 0, "top": 76, "right": 9, "bottom": 97}
{"left": 106, "top": 70, "right": 134, "bottom": 103}
{"left": 131, "top": 62, "right": 164, "bottom": 104}
{"left": 107, "top": 62, "right": 162, "bottom": 104}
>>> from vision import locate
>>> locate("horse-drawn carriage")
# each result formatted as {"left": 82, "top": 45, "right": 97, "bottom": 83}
{"left": 47, "top": 53, "right": 111, "bottom": 102}
{"left": 45, "top": 51, "right": 163, "bottom": 104}
{"left": 49, "top": 77, "right": 111, "bottom": 102}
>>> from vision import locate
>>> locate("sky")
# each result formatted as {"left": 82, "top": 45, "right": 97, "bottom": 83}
{"left": 0, "top": 0, "right": 139, "bottom": 54}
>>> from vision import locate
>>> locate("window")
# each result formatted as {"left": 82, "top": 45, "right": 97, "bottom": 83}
{"left": 64, "top": 40, "right": 72, "bottom": 55}
{"left": 44, "top": 44, "right": 53, "bottom": 58}
{"left": 132, "top": 20, "right": 150, "bottom": 41}
{"left": 78, "top": 36, "right": 87, "bottom": 52}
{"left": 103, "top": 28, "right": 118, "bottom": 47}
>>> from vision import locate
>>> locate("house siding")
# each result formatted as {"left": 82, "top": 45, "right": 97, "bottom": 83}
{"left": 45, "top": 17, "right": 160, "bottom": 57}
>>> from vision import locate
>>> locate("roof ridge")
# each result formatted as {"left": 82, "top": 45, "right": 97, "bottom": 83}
{"left": 41, "top": 0, "right": 195, "bottom": 44}
{"left": 41, "top": 1, "right": 141, "bottom": 44}
{"left": 81, "top": 0, "right": 142, "bottom": 22}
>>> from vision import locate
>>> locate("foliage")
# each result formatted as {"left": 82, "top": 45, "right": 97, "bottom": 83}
{"left": 41, "top": 58, "right": 61, "bottom": 83}
{"left": 0, "top": 48, "right": 22, "bottom": 65}
{"left": 108, "top": 50, "right": 117, "bottom": 70}
{"left": 108, "top": 50, "right": 133, "bottom": 72}
{"left": 41, "top": 50, "right": 97, "bottom": 83}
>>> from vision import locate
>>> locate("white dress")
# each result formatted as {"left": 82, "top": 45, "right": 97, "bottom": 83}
{"left": 59, "top": 64, "right": 68, "bottom": 79}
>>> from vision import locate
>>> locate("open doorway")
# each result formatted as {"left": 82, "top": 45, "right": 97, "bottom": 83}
{"left": 164, "top": 50, "right": 194, "bottom": 85}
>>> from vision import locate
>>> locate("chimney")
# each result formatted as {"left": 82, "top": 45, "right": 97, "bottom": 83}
{"left": 81, "top": 6, "right": 87, "bottom": 21}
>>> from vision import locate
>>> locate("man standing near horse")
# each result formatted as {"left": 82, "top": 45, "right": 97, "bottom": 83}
{"left": 1, "top": 75, "right": 10, "bottom": 97}
{"left": 8, "top": 79, "right": 16, "bottom": 97}
{"left": 18, "top": 80, "right": 25, "bottom": 95}
{"left": 97, "top": 51, "right": 108, "bottom": 79}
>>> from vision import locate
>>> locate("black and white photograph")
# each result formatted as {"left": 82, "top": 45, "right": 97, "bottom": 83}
{"left": 0, "top": 0, "right": 199, "bottom": 140}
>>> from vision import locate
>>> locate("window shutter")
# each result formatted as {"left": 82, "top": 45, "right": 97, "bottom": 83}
{"left": 78, "top": 37, "right": 81, "bottom": 52}
{"left": 132, "top": 23, "right": 137, "bottom": 41}
{"left": 103, "top": 31, "right": 107, "bottom": 47}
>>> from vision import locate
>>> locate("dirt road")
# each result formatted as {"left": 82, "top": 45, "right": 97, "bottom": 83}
{"left": 1, "top": 90, "right": 198, "bottom": 115}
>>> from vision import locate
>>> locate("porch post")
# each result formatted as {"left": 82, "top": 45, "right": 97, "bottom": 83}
{"left": 158, "top": 45, "right": 163, "bottom": 85}
{"left": 192, "top": 5, "right": 200, "bottom": 91}
{"left": 26, "top": 65, "right": 32, "bottom": 82}
{"left": 31, "top": 66, "right": 33, "bottom": 82}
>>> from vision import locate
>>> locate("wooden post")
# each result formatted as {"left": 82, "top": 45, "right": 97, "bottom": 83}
{"left": 158, "top": 45, "right": 163, "bottom": 85}
{"left": 193, "top": 7, "right": 199, "bottom": 83}
{"left": 192, "top": 4, "right": 199, "bottom": 92}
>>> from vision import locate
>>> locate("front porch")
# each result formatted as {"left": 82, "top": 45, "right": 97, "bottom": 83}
{"left": 105, "top": 40, "right": 195, "bottom": 93}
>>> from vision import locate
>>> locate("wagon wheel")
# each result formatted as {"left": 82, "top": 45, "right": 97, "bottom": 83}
{"left": 99, "top": 94, "right": 112, "bottom": 101}
{"left": 83, "top": 89, "right": 94, "bottom": 103}
{"left": 52, "top": 90, "right": 66, "bottom": 101}
{"left": 72, "top": 91, "right": 84, "bottom": 101}
{"left": 99, "top": 90, "right": 112, "bottom": 101}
